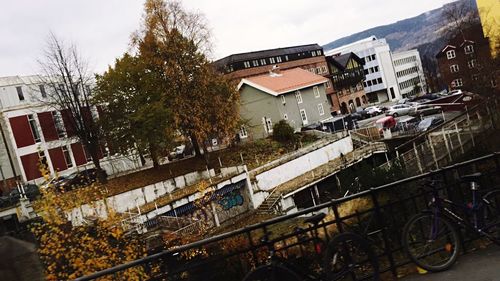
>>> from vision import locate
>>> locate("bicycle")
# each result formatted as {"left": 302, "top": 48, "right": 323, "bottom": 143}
{"left": 402, "top": 172, "right": 500, "bottom": 272}
{"left": 241, "top": 213, "right": 380, "bottom": 281}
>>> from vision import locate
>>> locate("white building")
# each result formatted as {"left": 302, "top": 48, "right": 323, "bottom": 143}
{"left": 392, "top": 49, "right": 427, "bottom": 98}
{"left": 326, "top": 36, "right": 402, "bottom": 103}
{"left": 0, "top": 75, "right": 141, "bottom": 189}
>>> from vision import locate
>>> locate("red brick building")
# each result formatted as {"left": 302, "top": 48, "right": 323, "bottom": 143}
{"left": 214, "top": 44, "right": 338, "bottom": 111}
{"left": 436, "top": 25, "right": 493, "bottom": 92}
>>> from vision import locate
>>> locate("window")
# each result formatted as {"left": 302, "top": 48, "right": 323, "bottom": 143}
{"left": 16, "top": 86, "right": 25, "bottom": 101}
{"left": 252, "top": 60, "right": 259, "bottom": 67}
{"left": 244, "top": 61, "right": 251, "bottom": 68}
{"left": 374, "top": 66, "right": 379, "bottom": 72}
{"left": 452, "top": 78, "right": 463, "bottom": 88}
{"left": 371, "top": 54, "right": 376, "bottom": 60}
{"left": 39, "top": 85, "right": 47, "bottom": 98}
{"left": 239, "top": 126, "right": 248, "bottom": 139}
{"left": 367, "top": 80, "right": 372, "bottom": 86}
{"left": 311, "top": 51, "right": 316, "bottom": 57}
{"left": 284, "top": 55, "right": 289, "bottom": 61}
{"left": 295, "top": 91, "right": 303, "bottom": 104}
{"left": 28, "top": 114, "right": 41, "bottom": 142}
{"left": 52, "top": 111, "right": 66, "bottom": 138}
{"left": 83, "top": 146, "right": 93, "bottom": 162}
{"left": 446, "top": 50, "right": 456, "bottom": 59}
{"left": 38, "top": 150, "right": 48, "bottom": 169}
{"left": 260, "top": 59, "right": 266, "bottom": 65}
{"left": 467, "top": 59, "right": 477, "bottom": 69}
{"left": 464, "top": 45, "right": 474, "bottom": 54}
{"left": 264, "top": 117, "right": 273, "bottom": 133}
{"left": 315, "top": 67, "right": 321, "bottom": 74}
{"left": 309, "top": 68, "right": 315, "bottom": 73}
{"left": 313, "top": 86, "right": 320, "bottom": 98}
{"left": 62, "top": 145, "right": 73, "bottom": 168}
{"left": 317, "top": 50, "right": 322, "bottom": 55}
{"left": 325, "top": 80, "right": 332, "bottom": 88}
{"left": 283, "top": 114, "right": 288, "bottom": 120}
{"left": 300, "top": 109, "right": 308, "bottom": 125}
{"left": 450, "top": 64, "right": 459, "bottom": 73}
{"left": 317, "top": 104, "right": 325, "bottom": 116}
{"left": 321, "top": 66, "right": 328, "bottom": 74}
{"left": 364, "top": 69, "right": 369, "bottom": 75}
{"left": 281, "top": 95, "right": 286, "bottom": 104}
{"left": 269, "top": 57, "right": 276, "bottom": 64}
{"left": 377, "top": 78, "right": 382, "bottom": 84}
{"left": 277, "top": 56, "right": 282, "bottom": 63}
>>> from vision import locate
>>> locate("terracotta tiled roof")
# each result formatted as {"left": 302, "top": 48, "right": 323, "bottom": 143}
{"left": 238, "top": 68, "right": 328, "bottom": 96}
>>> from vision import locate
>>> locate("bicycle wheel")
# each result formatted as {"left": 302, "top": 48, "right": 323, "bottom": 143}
{"left": 402, "top": 212, "right": 460, "bottom": 272}
{"left": 482, "top": 189, "right": 500, "bottom": 241}
{"left": 323, "top": 232, "right": 380, "bottom": 281}
{"left": 241, "top": 264, "right": 302, "bottom": 281}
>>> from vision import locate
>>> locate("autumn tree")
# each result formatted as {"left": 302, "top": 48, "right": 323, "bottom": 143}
{"left": 136, "top": 0, "right": 240, "bottom": 156}
{"left": 38, "top": 34, "right": 107, "bottom": 182}
{"left": 31, "top": 165, "right": 148, "bottom": 280}
{"left": 95, "top": 53, "right": 174, "bottom": 168}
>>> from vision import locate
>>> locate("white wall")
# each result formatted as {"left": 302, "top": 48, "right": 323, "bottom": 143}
{"left": 66, "top": 167, "right": 246, "bottom": 225}
{"left": 254, "top": 136, "right": 353, "bottom": 191}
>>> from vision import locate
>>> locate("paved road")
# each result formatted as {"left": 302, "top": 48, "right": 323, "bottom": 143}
{"left": 401, "top": 245, "right": 500, "bottom": 281}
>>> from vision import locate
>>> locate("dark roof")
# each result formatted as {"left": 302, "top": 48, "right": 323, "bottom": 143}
{"left": 213, "top": 44, "right": 322, "bottom": 67}
{"left": 326, "top": 52, "right": 364, "bottom": 70}
{"left": 436, "top": 24, "right": 487, "bottom": 58}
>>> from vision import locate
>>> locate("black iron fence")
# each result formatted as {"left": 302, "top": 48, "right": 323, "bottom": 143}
{"left": 75, "top": 152, "right": 500, "bottom": 281}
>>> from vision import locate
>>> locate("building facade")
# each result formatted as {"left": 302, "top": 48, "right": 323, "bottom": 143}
{"left": 326, "top": 36, "right": 402, "bottom": 103}
{"left": 0, "top": 76, "right": 116, "bottom": 187}
{"left": 392, "top": 49, "right": 427, "bottom": 98}
{"left": 214, "top": 44, "right": 337, "bottom": 111}
{"left": 436, "top": 25, "right": 492, "bottom": 92}
{"left": 325, "top": 53, "right": 367, "bottom": 114}
{"left": 237, "top": 68, "right": 330, "bottom": 140}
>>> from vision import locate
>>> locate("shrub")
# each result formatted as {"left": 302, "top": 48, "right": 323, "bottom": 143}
{"left": 272, "top": 120, "right": 296, "bottom": 144}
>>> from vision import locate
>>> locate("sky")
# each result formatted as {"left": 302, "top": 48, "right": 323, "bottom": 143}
{"left": 0, "top": 0, "right": 458, "bottom": 77}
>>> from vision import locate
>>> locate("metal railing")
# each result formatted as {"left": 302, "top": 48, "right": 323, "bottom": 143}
{"left": 74, "top": 152, "right": 500, "bottom": 281}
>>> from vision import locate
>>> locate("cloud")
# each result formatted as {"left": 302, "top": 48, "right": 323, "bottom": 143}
{"left": 0, "top": 0, "right": 456, "bottom": 76}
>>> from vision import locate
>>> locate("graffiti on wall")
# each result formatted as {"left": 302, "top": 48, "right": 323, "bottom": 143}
{"left": 217, "top": 190, "right": 244, "bottom": 210}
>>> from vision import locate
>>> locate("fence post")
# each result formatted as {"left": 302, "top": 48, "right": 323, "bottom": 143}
{"left": 427, "top": 135, "right": 439, "bottom": 169}
{"left": 370, "top": 188, "right": 398, "bottom": 277}
{"left": 455, "top": 123, "right": 465, "bottom": 154}
{"left": 413, "top": 142, "right": 423, "bottom": 174}
{"left": 442, "top": 128, "right": 453, "bottom": 162}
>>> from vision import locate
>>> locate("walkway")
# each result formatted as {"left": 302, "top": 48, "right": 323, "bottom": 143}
{"left": 401, "top": 245, "right": 500, "bottom": 281}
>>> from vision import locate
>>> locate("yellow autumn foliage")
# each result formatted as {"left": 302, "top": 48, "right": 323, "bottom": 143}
{"left": 30, "top": 161, "right": 150, "bottom": 280}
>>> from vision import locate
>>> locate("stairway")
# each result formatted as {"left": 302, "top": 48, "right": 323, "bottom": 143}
{"left": 256, "top": 190, "right": 282, "bottom": 215}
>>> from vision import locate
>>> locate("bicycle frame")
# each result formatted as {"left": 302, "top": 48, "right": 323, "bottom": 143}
{"left": 427, "top": 184, "right": 500, "bottom": 244}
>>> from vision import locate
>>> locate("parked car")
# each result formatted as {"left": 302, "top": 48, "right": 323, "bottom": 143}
{"left": 398, "top": 98, "right": 410, "bottom": 104}
{"left": 47, "top": 168, "right": 107, "bottom": 192}
{"left": 350, "top": 110, "right": 371, "bottom": 120}
{"left": 168, "top": 143, "right": 193, "bottom": 161}
{"left": 409, "top": 105, "right": 442, "bottom": 117}
{"left": 417, "top": 116, "right": 444, "bottom": 132}
{"left": 364, "top": 106, "right": 383, "bottom": 117}
{"left": 385, "top": 104, "right": 413, "bottom": 117}
{"left": 395, "top": 116, "right": 419, "bottom": 132}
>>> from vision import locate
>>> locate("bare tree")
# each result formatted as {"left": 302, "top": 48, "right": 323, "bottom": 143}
{"left": 38, "top": 34, "right": 107, "bottom": 183}
{"left": 441, "top": 0, "right": 480, "bottom": 41}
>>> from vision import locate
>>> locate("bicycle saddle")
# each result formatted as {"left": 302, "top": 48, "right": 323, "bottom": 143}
{"left": 304, "top": 213, "right": 326, "bottom": 225}
{"left": 460, "top": 173, "right": 482, "bottom": 182}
